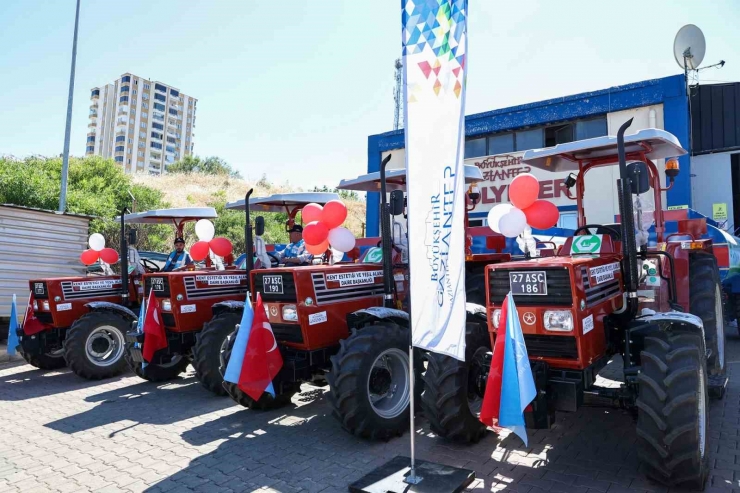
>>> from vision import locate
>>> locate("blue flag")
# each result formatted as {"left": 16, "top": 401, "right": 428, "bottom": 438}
{"left": 137, "top": 298, "right": 147, "bottom": 368}
{"left": 7, "top": 295, "right": 19, "bottom": 356}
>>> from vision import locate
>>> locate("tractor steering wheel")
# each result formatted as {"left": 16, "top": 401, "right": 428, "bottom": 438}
{"left": 574, "top": 224, "right": 621, "bottom": 241}
{"left": 141, "top": 258, "right": 160, "bottom": 273}
{"left": 268, "top": 253, "right": 280, "bottom": 268}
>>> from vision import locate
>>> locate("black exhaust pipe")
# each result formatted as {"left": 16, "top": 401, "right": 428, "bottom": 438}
{"left": 244, "top": 189, "right": 254, "bottom": 287}
{"left": 379, "top": 154, "right": 394, "bottom": 308}
{"left": 119, "top": 206, "right": 129, "bottom": 307}
{"left": 616, "top": 118, "right": 638, "bottom": 317}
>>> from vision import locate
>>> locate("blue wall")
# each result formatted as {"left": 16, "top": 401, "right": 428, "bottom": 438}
{"left": 366, "top": 74, "right": 690, "bottom": 236}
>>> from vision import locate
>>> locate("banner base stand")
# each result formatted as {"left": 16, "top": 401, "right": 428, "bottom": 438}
{"left": 348, "top": 456, "right": 474, "bottom": 493}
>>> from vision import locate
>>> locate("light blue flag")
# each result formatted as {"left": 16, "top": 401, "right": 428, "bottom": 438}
{"left": 7, "top": 295, "right": 20, "bottom": 356}
{"left": 137, "top": 298, "right": 147, "bottom": 369}
{"left": 498, "top": 293, "right": 537, "bottom": 446}
{"left": 223, "top": 294, "right": 254, "bottom": 384}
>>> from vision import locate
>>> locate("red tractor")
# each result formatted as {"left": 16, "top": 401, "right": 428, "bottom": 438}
{"left": 18, "top": 207, "right": 217, "bottom": 380}
{"left": 422, "top": 122, "right": 728, "bottom": 489}
{"left": 124, "top": 192, "right": 340, "bottom": 394}
{"left": 218, "top": 161, "right": 514, "bottom": 440}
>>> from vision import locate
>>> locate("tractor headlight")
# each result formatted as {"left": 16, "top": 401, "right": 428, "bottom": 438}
{"left": 42, "top": 300, "right": 50, "bottom": 311}
{"left": 161, "top": 299, "right": 172, "bottom": 312}
{"left": 33, "top": 300, "right": 38, "bottom": 310}
{"left": 492, "top": 309, "right": 502, "bottom": 329}
{"left": 543, "top": 310, "right": 573, "bottom": 332}
{"left": 282, "top": 305, "right": 298, "bottom": 322}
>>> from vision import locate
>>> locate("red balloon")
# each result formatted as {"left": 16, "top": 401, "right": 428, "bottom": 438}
{"left": 190, "top": 241, "right": 210, "bottom": 262}
{"left": 320, "top": 200, "right": 348, "bottom": 230}
{"left": 209, "top": 237, "right": 233, "bottom": 257}
{"left": 99, "top": 248, "right": 119, "bottom": 264}
{"left": 303, "top": 221, "right": 329, "bottom": 245}
{"left": 305, "top": 240, "right": 329, "bottom": 255}
{"left": 509, "top": 173, "right": 540, "bottom": 210}
{"left": 523, "top": 200, "right": 560, "bottom": 230}
{"left": 80, "top": 249, "right": 100, "bottom": 265}
{"left": 302, "top": 203, "right": 323, "bottom": 224}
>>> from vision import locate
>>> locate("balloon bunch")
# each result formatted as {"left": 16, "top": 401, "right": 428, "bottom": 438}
{"left": 80, "top": 233, "right": 120, "bottom": 265}
{"left": 487, "top": 173, "right": 559, "bottom": 237}
{"left": 300, "top": 200, "right": 356, "bottom": 255}
{"left": 190, "top": 219, "right": 233, "bottom": 261}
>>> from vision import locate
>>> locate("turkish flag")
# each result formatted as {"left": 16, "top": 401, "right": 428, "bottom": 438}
{"left": 142, "top": 290, "right": 168, "bottom": 363}
{"left": 22, "top": 294, "right": 47, "bottom": 336}
{"left": 479, "top": 295, "right": 508, "bottom": 427}
{"left": 238, "top": 293, "right": 284, "bottom": 401}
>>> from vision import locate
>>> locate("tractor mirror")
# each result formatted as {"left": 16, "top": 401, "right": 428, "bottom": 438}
{"left": 564, "top": 173, "right": 577, "bottom": 189}
{"left": 127, "top": 228, "right": 138, "bottom": 246}
{"left": 627, "top": 161, "right": 650, "bottom": 195}
{"left": 389, "top": 190, "right": 405, "bottom": 216}
{"left": 255, "top": 216, "right": 265, "bottom": 237}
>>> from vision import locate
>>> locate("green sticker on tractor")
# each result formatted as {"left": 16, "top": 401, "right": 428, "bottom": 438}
{"left": 571, "top": 235, "right": 602, "bottom": 254}
{"left": 364, "top": 247, "right": 383, "bottom": 263}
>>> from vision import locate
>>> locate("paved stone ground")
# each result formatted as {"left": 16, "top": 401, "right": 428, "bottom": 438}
{"left": 0, "top": 328, "right": 739, "bottom": 493}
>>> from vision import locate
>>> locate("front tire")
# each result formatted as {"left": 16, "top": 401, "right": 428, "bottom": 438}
{"left": 64, "top": 312, "right": 128, "bottom": 380}
{"left": 422, "top": 318, "right": 491, "bottom": 443}
{"left": 19, "top": 347, "right": 66, "bottom": 371}
{"left": 123, "top": 344, "right": 190, "bottom": 382}
{"left": 328, "top": 322, "right": 412, "bottom": 440}
{"left": 193, "top": 312, "right": 240, "bottom": 396}
{"left": 636, "top": 327, "right": 709, "bottom": 489}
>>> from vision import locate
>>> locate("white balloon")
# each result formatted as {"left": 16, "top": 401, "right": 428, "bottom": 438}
{"left": 498, "top": 208, "right": 527, "bottom": 238}
{"left": 327, "top": 227, "right": 356, "bottom": 253}
{"left": 88, "top": 233, "right": 105, "bottom": 252}
{"left": 194, "top": 219, "right": 215, "bottom": 242}
{"left": 487, "top": 203, "right": 513, "bottom": 233}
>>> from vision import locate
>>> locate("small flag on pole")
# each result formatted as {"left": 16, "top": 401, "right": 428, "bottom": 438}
{"left": 227, "top": 293, "right": 283, "bottom": 401}
{"left": 142, "top": 290, "right": 167, "bottom": 363}
{"left": 7, "top": 295, "right": 20, "bottom": 356}
{"left": 136, "top": 294, "right": 147, "bottom": 368}
{"left": 223, "top": 293, "right": 254, "bottom": 385}
{"left": 479, "top": 292, "right": 537, "bottom": 446}
{"left": 22, "top": 294, "right": 46, "bottom": 337}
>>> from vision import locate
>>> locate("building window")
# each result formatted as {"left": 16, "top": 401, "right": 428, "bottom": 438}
{"left": 138, "top": 151, "right": 144, "bottom": 157}
{"left": 153, "top": 113, "right": 164, "bottom": 122}
{"left": 170, "top": 89, "right": 179, "bottom": 97}
{"left": 544, "top": 124, "right": 573, "bottom": 147}
{"left": 488, "top": 133, "right": 515, "bottom": 155}
{"left": 139, "top": 131, "right": 146, "bottom": 139}
{"left": 128, "top": 138, "right": 132, "bottom": 144}
{"left": 151, "top": 142, "right": 163, "bottom": 150}
{"left": 138, "top": 141, "right": 145, "bottom": 148}
{"left": 143, "top": 102, "right": 148, "bottom": 109}
{"left": 515, "top": 128, "right": 543, "bottom": 152}
{"left": 154, "top": 93, "right": 166, "bottom": 102}
{"left": 166, "top": 145, "right": 176, "bottom": 153}
{"left": 121, "top": 75, "right": 131, "bottom": 83}
{"left": 140, "top": 122, "right": 146, "bottom": 128}
{"left": 119, "top": 96, "right": 129, "bottom": 104}
{"left": 86, "top": 136, "right": 96, "bottom": 143}
{"left": 115, "top": 156, "right": 123, "bottom": 162}
{"left": 151, "top": 131, "right": 162, "bottom": 140}
{"left": 120, "top": 86, "right": 130, "bottom": 93}
{"left": 152, "top": 122, "right": 164, "bottom": 131}
{"left": 115, "top": 145, "right": 125, "bottom": 152}
{"left": 154, "top": 102, "right": 165, "bottom": 111}
{"left": 144, "top": 83, "right": 150, "bottom": 90}
{"left": 155, "top": 83, "right": 167, "bottom": 92}
{"left": 133, "top": 89, "right": 137, "bottom": 96}
{"left": 115, "top": 135, "right": 125, "bottom": 143}
{"left": 142, "top": 112, "right": 148, "bottom": 119}
{"left": 128, "top": 158, "right": 131, "bottom": 165}
{"left": 166, "top": 136, "right": 176, "bottom": 144}
{"left": 575, "top": 117, "right": 608, "bottom": 140}
{"left": 86, "top": 145, "right": 95, "bottom": 153}
{"left": 169, "top": 108, "right": 178, "bottom": 116}
{"left": 464, "top": 138, "right": 486, "bottom": 159}
{"left": 91, "top": 89, "right": 100, "bottom": 98}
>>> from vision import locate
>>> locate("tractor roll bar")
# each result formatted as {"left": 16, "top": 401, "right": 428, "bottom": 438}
{"left": 379, "top": 154, "right": 394, "bottom": 307}
{"left": 244, "top": 189, "right": 255, "bottom": 281}
{"left": 119, "top": 206, "right": 129, "bottom": 306}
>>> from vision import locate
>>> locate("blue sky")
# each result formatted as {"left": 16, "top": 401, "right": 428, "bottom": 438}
{"left": 1, "top": 1, "right": 738, "bottom": 189}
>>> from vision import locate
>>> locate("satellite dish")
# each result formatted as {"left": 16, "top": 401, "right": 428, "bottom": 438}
{"left": 674, "top": 24, "right": 706, "bottom": 70}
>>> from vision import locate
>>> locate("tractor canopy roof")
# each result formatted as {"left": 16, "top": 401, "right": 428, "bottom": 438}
{"left": 118, "top": 207, "right": 218, "bottom": 224}
{"left": 337, "top": 164, "right": 484, "bottom": 192}
{"left": 224, "top": 192, "right": 340, "bottom": 213}
{"left": 522, "top": 128, "right": 687, "bottom": 172}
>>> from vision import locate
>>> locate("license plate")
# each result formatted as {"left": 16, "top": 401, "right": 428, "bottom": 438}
{"left": 263, "top": 275, "right": 284, "bottom": 294}
{"left": 509, "top": 271, "right": 547, "bottom": 296}
{"left": 150, "top": 278, "right": 165, "bottom": 292}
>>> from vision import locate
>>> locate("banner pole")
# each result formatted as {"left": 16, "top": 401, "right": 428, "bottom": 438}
{"left": 408, "top": 343, "right": 418, "bottom": 481}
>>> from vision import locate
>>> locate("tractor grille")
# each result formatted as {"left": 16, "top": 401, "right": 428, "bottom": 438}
{"left": 253, "top": 273, "right": 297, "bottom": 302}
{"left": 271, "top": 323, "right": 304, "bottom": 344}
{"left": 524, "top": 335, "right": 578, "bottom": 359}
{"left": 145, "top": 277, "right": 170, "bottom": 297}
{"left": 581, "top": 267, "right": 621, "bottom": 308}
{"left": 489, "top": 268, "right": 572, "bottom": 306}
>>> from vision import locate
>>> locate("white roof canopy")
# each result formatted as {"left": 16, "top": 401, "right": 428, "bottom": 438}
{"left": 119, "top": 207, "right": 217, "bottom": 224}
{"left": 522, "top": 128, "right": 687, "bottom": 172}
{"left": 338, "top": 164, "right": 484, "bottom": 192}
{"left": 225, "top": 192, "right": 340, "bottom": 213}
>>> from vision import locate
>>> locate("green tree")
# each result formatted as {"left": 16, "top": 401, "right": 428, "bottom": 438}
{"left": 311, "top": 185, "right": 359, "bottom": 201}
{"left": 167, "top": 155, "right": 241, "bottom": 178}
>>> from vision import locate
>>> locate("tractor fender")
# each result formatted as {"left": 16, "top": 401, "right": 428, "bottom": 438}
{"left": 465, "top": 302, "right": 487, "bottom": 324}
{"left": 211, "top": 300, "right": 246, "bottom": 317}
{"left": 84, "top": 302, "right": 139, "bottom": 323}
{"left": 348, "top": 306, "right": 409, "bottom": 330}
{"left": 352, "top": 306, "right": 409, "bottom": 321}
{"left": 642, "top": 311, "right": 705, "bottom": 339}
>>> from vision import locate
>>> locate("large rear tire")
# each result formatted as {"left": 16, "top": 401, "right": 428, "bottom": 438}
{"left": 328, "top": 322, "right": 412, "bottom": 440}
{"left": 19, "top": 347, "right": 66, "bottom": 371}
{"left": 193, "top": 312, "right": 240, "bottom": 396}
{"left": 123, "top": 344, "right": 190, "bottom": 382}
{"left": 689, "top": 253, "right": 726, "bottom": 379}
{"left": 64, "top": 312, "right": 128, "bottom": 380}
{"left": 219, "top": 327, "right": 298, "bottom": 410}
{"left": 465, "top": 271, "right": 487, "bottom": 306}
{"left": 422, "top": 318, "right": 491, "bottom": 443}
{"left": 636, "top": 327, "right": 709, "bottom": 489}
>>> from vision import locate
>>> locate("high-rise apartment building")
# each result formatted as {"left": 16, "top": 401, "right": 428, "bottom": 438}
{"left": 86, "top": 73, "right": 197, "bottom": 174}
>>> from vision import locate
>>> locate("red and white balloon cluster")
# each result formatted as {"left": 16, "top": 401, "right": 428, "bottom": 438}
{"left": 190, "top": 219, "right": 233, "bottom": 261}
{"left": 301, "top": 200, "right": 356, "bottom": 255}
{"left": 80, "top": 233, "right": 119, "bottom": 265}
{"left": 487, "top": 173, "right": 559, "bottom": 238}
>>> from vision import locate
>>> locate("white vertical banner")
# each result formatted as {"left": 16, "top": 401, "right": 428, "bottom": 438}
{"left": 403, "top": 0, "right": 468, "bottom": 361}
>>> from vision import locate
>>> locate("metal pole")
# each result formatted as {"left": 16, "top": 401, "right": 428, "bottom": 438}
{"left": 59, "top": 0, "right": 81, "bottom": 213}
